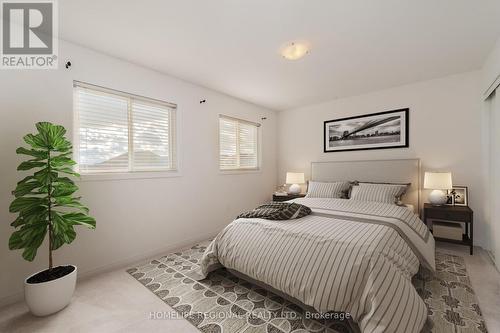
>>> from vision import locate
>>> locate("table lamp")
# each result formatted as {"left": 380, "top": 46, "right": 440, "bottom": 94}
{"left": 424, "top": 172, "right": 452, "bottom": 205}
{"left": 286, "top": 172, "right": 305, "bottom": 194}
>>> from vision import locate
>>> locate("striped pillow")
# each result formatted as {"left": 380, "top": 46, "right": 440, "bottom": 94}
{"left": 306, "top": 181, "right": 350, "bottom": 199}
{"left": 349, "top": 183, "right": 409, "bottom": 204}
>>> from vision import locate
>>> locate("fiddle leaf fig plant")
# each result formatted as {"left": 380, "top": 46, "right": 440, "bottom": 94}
{"left": 9, "top": 122, "right": 96, "bottom": 270}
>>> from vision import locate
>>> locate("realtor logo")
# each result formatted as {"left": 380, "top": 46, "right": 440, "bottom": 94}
{"left": 1, "top": 0, "right": 58, "bottom": 69}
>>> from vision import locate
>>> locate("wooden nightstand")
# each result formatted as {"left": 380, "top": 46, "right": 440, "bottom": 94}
{"left": 422, "top": 203, "right": 473, "bottom": 255}
{"left": 272, "top": 193, "right": 306, "bottom": 202}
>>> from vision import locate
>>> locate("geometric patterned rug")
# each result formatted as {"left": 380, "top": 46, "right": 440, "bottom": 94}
{"left": 413, "top": 253, "right": 488, "bottom": 333}
{"left": 127, "top": 240, "right": 487, "bottom": 333}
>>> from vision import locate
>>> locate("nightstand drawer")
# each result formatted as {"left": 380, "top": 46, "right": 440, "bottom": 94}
{"left": 428, "top": 209, "right": 470, "bottom": 222}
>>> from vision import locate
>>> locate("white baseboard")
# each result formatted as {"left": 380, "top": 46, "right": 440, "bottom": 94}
{"left": 0, "top": 231, "right": 218, "bottom": 308}
{"left": 0, "top": 293, "right": 24, "bottom": 309}
{"left": 76, "top": 231, "right": 217, "bottom": 281}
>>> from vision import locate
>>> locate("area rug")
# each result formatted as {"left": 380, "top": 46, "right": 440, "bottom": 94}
{"left": 127, "top": 240, "right": 487, "bottom": 333}
{"left": 413, "top": 252, "right": 487, "bottom": 333}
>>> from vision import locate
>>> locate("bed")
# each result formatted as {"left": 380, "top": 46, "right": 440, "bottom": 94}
{"left": 189, "top": 159, "right": 435, "bottom": 333}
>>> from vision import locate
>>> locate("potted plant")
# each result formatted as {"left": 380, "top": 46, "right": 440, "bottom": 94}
{"left": 8, "top": 122, "right": 96, "bottom": 316}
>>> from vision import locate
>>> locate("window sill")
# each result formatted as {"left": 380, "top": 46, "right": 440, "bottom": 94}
{"left": 219, "top": 169, "right": 262, "bottom": 175}
{"left": 78, "top": 170, "right": 182, "bottom": 182}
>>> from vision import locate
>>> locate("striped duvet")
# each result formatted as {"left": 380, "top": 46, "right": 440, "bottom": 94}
{"left": 190, "top": 198, "right": 435, "bottom": 333}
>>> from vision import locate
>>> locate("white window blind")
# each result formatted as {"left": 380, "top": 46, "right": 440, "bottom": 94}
{"left": 74, "top": 82, "right": 177, "bottom": 173}
{"left": 219, "top": 115, "right": 259, "bottom": 170}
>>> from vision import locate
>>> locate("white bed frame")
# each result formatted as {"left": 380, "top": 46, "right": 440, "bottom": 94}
{"left": 311, "top": 158, "right": 421, "bottom": 210}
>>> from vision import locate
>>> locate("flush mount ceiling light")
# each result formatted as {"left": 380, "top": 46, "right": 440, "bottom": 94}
{"left": 280, "top": 42, "right": 310, "bottom": 60}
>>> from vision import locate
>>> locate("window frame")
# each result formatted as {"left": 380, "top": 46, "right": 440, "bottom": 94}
{"left": 73, "top": 81, "right": 180, "bottom": 180}
{"left": 218, "top": 114, "right": 261, "bottom": 172}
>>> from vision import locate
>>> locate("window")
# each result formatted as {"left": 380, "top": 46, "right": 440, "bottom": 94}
{"left": 74, "top": 82, "right": 177, "bottom": 174}
{"left": 219, "top": 115, "right": 259, "bottom": 171}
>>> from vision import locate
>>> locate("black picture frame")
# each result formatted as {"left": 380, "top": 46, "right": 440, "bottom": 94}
{"left": 324, "top": 108, "right": 409, "bottom": 153}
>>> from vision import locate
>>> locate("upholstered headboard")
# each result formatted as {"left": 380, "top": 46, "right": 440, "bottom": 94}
{"left": 311, "top": 158, "right": 421, "bottom": 210}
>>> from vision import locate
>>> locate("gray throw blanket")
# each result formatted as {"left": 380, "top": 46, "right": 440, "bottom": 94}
{"left": 237, "top": 202, "right": 311, "bottom": 220}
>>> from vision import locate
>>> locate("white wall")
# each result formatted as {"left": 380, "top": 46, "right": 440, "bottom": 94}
{"left": 277, "top": 71, "right": 489, "bottom": 248}
{"left": 482, "top": 37, "right": 500, "bottom": 95}
{"left": 483, "top": 37, "right": 500, "bottom": 269}
{"left": 0, "top": 41, "right": 278, "bottom": 304}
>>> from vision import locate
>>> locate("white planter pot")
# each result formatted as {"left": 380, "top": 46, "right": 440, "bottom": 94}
{"left": 24, "top": 265, "right": 77, "bottom": 316}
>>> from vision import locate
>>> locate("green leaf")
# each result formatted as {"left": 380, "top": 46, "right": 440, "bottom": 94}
{"left": 50, "top": 155, "right": 76, "bottom": 168}
{"left": 62, "top": 212, "right": 96, "bottom": 229}
{"left": 64, "top": 227, "right": 76, "bottom": 244}
{"left": 11, "top": 211, "right": 48, "bottom": 227}
{"left": 51, "top": 234, "right": 65, "bottom": 250}
{"left": 54, "top": 197, "right": 89, "bottom": 213}
{"left": 8, "top": 231, "right": 25, "bottom": 250}
{"left": 23, "top": 133, "right": 47, "bottom": 149}
{"left": 36, "top": 121, "right": 65, "bottom": 135}
{"left": 53, "top": 196, "right": 78, "bottom": 204}
{"left": 12, "top": 180, "right": 42, "bottom": 197}
{"left": 10, "top": 216, "right": 25, "bottom": 227}
{"left": 33, "top": 122, "right": 72, "bottom": 152}
{"left": 51, "top": 212, "right": 63, "bottom": 234}
{"left": 53, "top": 177, "right": 75, "bottom": 186}
{"left": 53, "top": 214, "right": 76, "bottom": 242}
{"left": 23, "top": 205, "right": 47, "bottom": 217}
{"left": 51, "top": 224, "right": 76, "bottom": 250}
{"left": 22, "top": 246, "right": 38, "bottom": 262}
{"left": 24, "top": 224, "right": 47, "bottom": 246}
{"left": 65, "top": 203, "right": 89, "bottom": 213}
{"left": 52, "top": 213, "right": 77, "bottom": 248}
{"left": 52, "top": 183, "right": 78, "bottom": 197}
{"left": 34, "top": 168, "right": 58, "bottom": 185}
{"left": 17, "top": 175, "right": 35, "bottom": 185}
{"left": 17, "top": 160, "right": 46, "bottom": 171}
{"left": 9, "top": 197, "right": 46, "bottom": 213}
{"left": 20, "top": 210, "right": 48, "bottom": 223}
{"left": 16, "top": 147, "right": 48, "bottom": 159}
{"left": 52, "top": 167, "right": 79, "bottom": 177}
{"left": 36, "top": 122, "right": 66, "bottom": 147}
{"left": 53, "top": 141, "right": 72, "bottom": 152}
{"left": 57, "top": 151, "right": 73, "bottom": 158}
{"left": 10, "top": 223, "right": 47, "bottom": 261}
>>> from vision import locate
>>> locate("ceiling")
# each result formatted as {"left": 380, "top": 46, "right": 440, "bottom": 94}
{"left": 59, "top": 0, "right": 500, "bottom": 110}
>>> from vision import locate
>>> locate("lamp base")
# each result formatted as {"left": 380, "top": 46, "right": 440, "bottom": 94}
{"left": 288, "top": 184, "right": 301, "bottom": 194}
{"left": 428, "top": 189, "right": 447, "bottom": 205}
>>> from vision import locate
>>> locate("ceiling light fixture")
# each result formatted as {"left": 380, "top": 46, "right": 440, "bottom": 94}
{"left": 281, "top": 42, "right": 310, "bottom": 60}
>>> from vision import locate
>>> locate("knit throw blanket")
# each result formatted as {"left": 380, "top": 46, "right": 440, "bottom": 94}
{"left": 237, "top": 202, "right": 312, "bottom": 220}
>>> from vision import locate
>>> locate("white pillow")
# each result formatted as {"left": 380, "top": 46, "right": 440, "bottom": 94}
{"left": 306, "top": 181, "right": 350, "bottom": 199}
{"left": 349, "top": 183, "right": 409, "bottom": 204}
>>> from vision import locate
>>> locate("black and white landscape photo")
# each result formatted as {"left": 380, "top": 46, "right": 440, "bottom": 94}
{"left": 324, "top": 108, "right": 409, "bottom": 152}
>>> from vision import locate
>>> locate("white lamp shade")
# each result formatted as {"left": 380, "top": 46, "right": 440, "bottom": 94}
{"left": 424, "top": 172, "right": 452, "bottom": 190}
{"left": 286, "top": 172, "right": 305, "bottom": 184}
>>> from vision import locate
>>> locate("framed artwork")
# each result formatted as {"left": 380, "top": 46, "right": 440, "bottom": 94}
{"left": 324, "top": 108, "right": 409, "bottom": 153}
{"left": 447, "top": 186, "right": 468, "bottom": 206}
